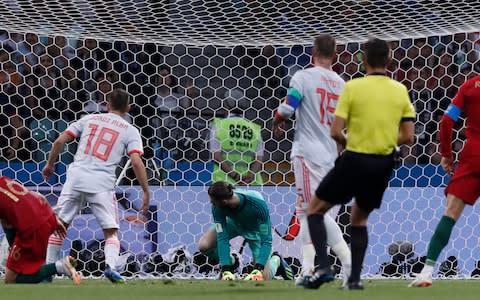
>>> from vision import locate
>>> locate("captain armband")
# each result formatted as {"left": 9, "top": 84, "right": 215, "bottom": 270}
{"left": 444, "top": 104, "right": 461, "bottom": 122}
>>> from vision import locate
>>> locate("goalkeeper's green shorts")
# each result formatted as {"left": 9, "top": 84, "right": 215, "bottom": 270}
{"left": 210, "top": 218, "right": 261, "bottom": 261}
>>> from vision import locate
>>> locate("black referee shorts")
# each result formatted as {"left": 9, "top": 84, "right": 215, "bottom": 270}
{"left": 315, "top": 151, "right": 394, "bottom": 213}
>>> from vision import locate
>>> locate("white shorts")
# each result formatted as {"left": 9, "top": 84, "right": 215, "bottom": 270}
{"left": 292, "top": 156, "right": 340, "bottom": 218}
{"left": 56, "top": 184, "right": 119, "bottom": 229}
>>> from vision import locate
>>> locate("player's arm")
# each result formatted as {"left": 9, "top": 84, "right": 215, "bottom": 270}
{"left": 331, "top": 83, "right": 350, "bottom": 148}
{"left": 439, "top": 85, "right": 466, "bottom": 174}
{"left": 397, "top": 121, "right": 415, "bottom": 146}
{"left": 272, "top": 74, "right": 303, "bottom": 137}
{"left": 130, "top": 152, "right": 150, "bottom": 212}
{"left": 397, "top": 86, "right": 416, "bottom": 146}
{"left": 42, "top": 132, "right": 74, "bottom": 181}
{"left": 127, "top": 129, "right": 150, "bottom": 212}
{"left": 331, "top": 116, "right": 347, "bottom": 148}
{"left": 254, "top": 201, "right": 273, "bottom": 269}
{"left": 212, "top": 207, "right": 232, "bottom": 270}
{"left": 210, "top": 125, "right": 241, "bottom": 181}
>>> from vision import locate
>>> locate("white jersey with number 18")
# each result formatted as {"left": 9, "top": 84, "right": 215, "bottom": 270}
{"left": 64, "top": 113, "right": 143, "bottom": 193}
{"left": 289, "top": 66, "right": 345, "bottom": 169}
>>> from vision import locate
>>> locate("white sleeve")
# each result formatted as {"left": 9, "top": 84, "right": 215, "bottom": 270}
{"left": 65, "top": 116, "right": 87, "bottom": 138}
{"left": 277, "top": 71, "right": 304, "bottom": 119}
{"left": 127, "top": 127, "right": 144, "bottom": 156}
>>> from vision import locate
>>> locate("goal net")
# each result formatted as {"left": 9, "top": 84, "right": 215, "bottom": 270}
{"left": 1, "top": 0, "right": 480, "bottom": 279}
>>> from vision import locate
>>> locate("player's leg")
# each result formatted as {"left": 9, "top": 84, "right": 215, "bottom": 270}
{"left": 198, "top": 222, "right": 238, "bottom": 280}
{"left": 323, "top": 200, "right": 351, "bottom": 287}
{"left": 242, "top": 239, "right": 282, "bottom": 281}
{"left": 304, "top": 154, "right": 355, "bottom": 289}
{"left": 425, "top": 195, "right": 465, "bottom": 267}
{"left": 46, "top": 188, "right": 83, "bottom": 265}
{"left": 410, "top": 194, "right": 466, "bottom": 287}
{"left": 242, "top": 240, "right": 268, "bottom": 281}
{"left": 291, "top": 157, "right": 317, "bottom": 282}
{"left": 7, "top": 216, "right": 80, "bottom": 284}
{"left": 6, "top": 264, "right": 56, "bottom": 284}
{"left": 198, "top": 227, "right": 220, "bottom": 261}
{"left": 0, "top": 235, "right": 9, "bottom": 270}
{"left": 293, "top": 157, "right": 351, "bottom": 286}
{"left": 241, "top": 242, "right": 287, "bottom": 282}
{"left": 346, "top": 153, "right": 393, "bottom": 290}
{"left": 1, "top": 223, "right": 15, "bottom": 270}
{"left": 8, "top": 257, "right": 80, "bottom": 284}
{"left": 346, "top": 201, "right": 370, "bottom": 290}
{"left": 102, "top": 228, "right": 124, "bottom": 283}
{"left": 1, "top": 222, "right": 16, "bottom": 246}
{"left": 317, "top": 176, "right": 352, "bottom": 278}
{"left": 323, "top": 213, "right": 351, "bottom": 287}
{"left": 261, "top": 252, "right": 294, "bottom": 281}
{"left": 304, "top": 195, "right": 336, "bottom": 288}
{"left": 410, "top": 163, "right": 478, "bottom": 287}
{"left": 89, "top": 190, "right": 125, "bottom": 283}
{"left": 198, "top": 225, "right": 238, "bottom": 266}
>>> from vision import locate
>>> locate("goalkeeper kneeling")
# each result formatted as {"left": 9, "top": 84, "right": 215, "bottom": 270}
{"left": 198, "top": 181, "right": 293, "bottom": 281}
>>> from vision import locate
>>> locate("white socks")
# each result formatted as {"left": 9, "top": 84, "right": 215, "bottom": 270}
{"left": 421, "top": 264, "right": 434, "bottom": 275}
{"left": 297, "top": 206, "right": 315, "bottom": 275}
{"left": 324, "top": 213, "right": 351, "bottom": 280}
{"left": 297, "top": 204, "right": 351, "bottom": 280}
{"left": 104, "top": 236, "right": 120, "bottom": 269}
{"left": 266, "top": 255, "right": 281, "bottom": 280}
{"left": 54, "top": 260, "right": 64, "bottom": 274}
{"left": 47, "top": 234, "right": 64, "bottom": 264}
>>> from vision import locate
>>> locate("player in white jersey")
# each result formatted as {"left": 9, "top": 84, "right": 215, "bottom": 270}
{"left": 42, "top": 89, "right": 150, "bottom": 283}
{"left": 273, "top": 34, "right": 351, "bottom": 286}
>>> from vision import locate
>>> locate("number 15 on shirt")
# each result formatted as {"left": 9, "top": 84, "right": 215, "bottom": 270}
{"left": 317, "top": 87, "right": 338, "bottom": 126}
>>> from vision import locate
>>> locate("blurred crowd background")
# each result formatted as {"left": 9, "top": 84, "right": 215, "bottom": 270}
{"left": 1, "top": 30, "right": 479, "bottom": 184}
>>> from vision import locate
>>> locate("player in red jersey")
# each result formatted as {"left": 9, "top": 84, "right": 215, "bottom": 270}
{"left": 0, "top": 176, "right": 81, "bottom": 284}
{"left": 410, "top": 75, "right": 480, "bottom": 287}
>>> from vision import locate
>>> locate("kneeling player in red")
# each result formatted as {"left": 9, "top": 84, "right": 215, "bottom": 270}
{"left": 410, "top": 75, "right": 480, "bottom": 287}
{"left": 0, "top": 176, "right": 81, "bottom": 284}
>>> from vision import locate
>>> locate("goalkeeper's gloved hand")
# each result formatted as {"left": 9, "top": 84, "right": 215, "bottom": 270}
{"left": 244, "top": 264, "right": 264, "bottom": 281}
{"left": 221, "top": 271, "right": 235, "bottom": 281}
{"left": 220, "top": 265, "right": 235, "bottom": 281}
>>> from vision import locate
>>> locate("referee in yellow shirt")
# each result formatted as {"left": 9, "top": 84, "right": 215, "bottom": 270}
{"left": 304, "top": 38, "right": 415, "bottom": 290}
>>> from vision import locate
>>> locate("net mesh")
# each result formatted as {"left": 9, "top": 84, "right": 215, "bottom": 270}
{"left": 1, "top": 1, "right": 480, "bottom": 279}
{"left": 0, "top": 1, "right": 479, "bottom": 46}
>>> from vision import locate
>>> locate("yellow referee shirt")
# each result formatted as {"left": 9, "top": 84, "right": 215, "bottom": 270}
{"left": 335, "top": 74, "right": 416, "bottom": 155}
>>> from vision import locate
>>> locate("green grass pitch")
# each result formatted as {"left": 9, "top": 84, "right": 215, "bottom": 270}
{"left": 2, "top": 279, "right": 480, "bottom": 300}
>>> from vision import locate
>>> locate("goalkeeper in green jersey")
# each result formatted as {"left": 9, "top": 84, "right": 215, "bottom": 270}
{"left": 198, "top": 181, "right": 293, "bottom": 281}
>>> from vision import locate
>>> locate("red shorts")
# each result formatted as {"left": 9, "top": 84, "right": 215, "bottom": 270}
{"left": 6, "top": 214, "right": 56, "bottom": 275}
{"left": 445, "top": 159, "right": 480, "bottom": 205}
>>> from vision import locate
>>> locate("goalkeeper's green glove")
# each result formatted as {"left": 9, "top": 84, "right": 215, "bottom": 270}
{"left": 220, "top": 265, "right": 235, "bottom": 281}
{"left": 244, "top": 264, "right": 264, "bottom": 281}
{"left": 221, "top": 271, "right": 235, "bottom": 281}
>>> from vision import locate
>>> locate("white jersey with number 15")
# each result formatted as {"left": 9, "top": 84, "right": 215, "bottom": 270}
{"left": 64, "top": 113, "right": 143, "bottom": 193}
{"left": 290, "top": 66, "right": 345, "bottom": 168}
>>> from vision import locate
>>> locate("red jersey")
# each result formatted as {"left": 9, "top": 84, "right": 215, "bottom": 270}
{"left": 440, "top": 75, "right": 480, "bottom": 158}
{"left": 0, "top": 176, "right": 54, "bottom": 233}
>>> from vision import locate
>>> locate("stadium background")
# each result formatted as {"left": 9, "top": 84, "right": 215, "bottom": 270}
{"left": 1, "top": 0, "right": 480, "bottom": 279}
